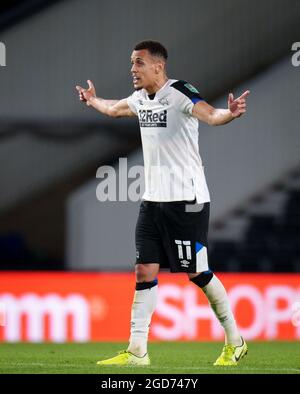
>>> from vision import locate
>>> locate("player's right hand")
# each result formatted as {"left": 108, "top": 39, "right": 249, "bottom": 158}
{"left": 76, "top": 80, "right": 96, "bottom": 106}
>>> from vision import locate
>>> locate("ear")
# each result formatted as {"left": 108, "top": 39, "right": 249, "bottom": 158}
{"left": 155, "top": 62, "right": 163, "bottom": 74}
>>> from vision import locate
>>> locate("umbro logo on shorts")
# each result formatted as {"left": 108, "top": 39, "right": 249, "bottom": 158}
{"left": 180, "top": 259, "right": 190, "bottom": 268}
{"left": 139, "top": 109, "right": 167, "bottom": 127}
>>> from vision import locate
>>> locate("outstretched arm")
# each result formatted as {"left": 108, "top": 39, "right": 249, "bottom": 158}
{"left": 192, "top": 90, "right": 250, "bottom": 126}
{"left": 76, "top": 80, "right": 136, "bottom": 118}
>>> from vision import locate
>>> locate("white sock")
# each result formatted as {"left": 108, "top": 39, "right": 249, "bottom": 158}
{"left": 127, "top": 284, "right": 158, "bottom": 357}
{"left": 202, "top": 275, "right": 241, "bottom": 346}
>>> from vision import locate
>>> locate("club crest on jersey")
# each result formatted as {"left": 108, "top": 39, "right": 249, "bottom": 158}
{"left": 138, "top": 109, "right": 167, "bottom": 127}
{"left": 158, "top": 97, "right": 169, "bottom": 106}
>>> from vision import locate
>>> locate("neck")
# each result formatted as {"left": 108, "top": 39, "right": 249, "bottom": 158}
{"left": 146, "top": 75, "right": 168, "bottom": 95}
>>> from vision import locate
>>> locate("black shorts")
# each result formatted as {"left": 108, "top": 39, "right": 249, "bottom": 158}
{"left": 135, "top": 200, "right": 210, "bottom": 273}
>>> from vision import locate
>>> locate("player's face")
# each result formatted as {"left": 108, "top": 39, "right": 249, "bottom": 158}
{"left": 130, "top": 49, "right": 159, "bottom": 91}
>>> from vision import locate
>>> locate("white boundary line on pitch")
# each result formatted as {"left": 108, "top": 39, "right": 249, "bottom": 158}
{"left": 0, "top": 363, "right": 299, "bottom": 373}
{"left": 160, "top": 366, "right": 300, "bottom": 372}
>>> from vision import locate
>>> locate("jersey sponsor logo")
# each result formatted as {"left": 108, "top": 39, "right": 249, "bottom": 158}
{"left": 139, "top": 109, "right": 167, "bottom": 127}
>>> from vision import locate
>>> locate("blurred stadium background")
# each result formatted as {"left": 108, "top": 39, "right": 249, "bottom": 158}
{"left": 0, "top": 0, "right": 300, "bottom": 350}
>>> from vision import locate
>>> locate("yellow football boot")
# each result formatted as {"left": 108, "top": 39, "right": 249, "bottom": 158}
{"left": 96, "top": 350, "right": 150, "bottom": 366}
{"left": 214, "top": 337, "right": 248, "bottom": 366}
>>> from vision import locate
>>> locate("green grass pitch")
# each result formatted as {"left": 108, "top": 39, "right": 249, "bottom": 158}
{"left": 0, "top": 342, "right": 299, "bottom": 374}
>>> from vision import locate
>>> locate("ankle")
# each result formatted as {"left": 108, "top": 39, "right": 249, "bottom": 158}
{"left": 127, "top": 342, "right": 147, "bottom": 357}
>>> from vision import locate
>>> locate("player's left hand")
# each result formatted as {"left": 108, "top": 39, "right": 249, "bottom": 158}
{"left": 228, "top": 90, "right": 250, "bottom": 118}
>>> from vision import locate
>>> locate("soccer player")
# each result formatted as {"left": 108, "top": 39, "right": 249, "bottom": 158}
{"left": 76, "top": 40, "right": 249, "bottom": 367}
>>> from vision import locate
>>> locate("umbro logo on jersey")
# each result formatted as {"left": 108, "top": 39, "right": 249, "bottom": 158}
{"left": 139, "top": 109, "right": 167, "bottom": 127}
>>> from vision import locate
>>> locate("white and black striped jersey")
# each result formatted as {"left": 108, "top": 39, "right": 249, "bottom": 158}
{"left": 127, "top": 79, "right": 211, "bottom": 203}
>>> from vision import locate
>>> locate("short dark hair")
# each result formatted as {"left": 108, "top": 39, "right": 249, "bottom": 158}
{"left": 133, "top": 40, "right": 168, "bottom": 61}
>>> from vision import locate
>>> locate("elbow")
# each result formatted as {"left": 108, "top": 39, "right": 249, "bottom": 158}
{"left": 107, "top": 108, "right": 119, "bottom": 118}
{"left": 206, "top": 108, "right": 218, "bottom": 126}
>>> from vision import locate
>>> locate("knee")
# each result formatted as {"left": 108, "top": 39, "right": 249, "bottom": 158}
{"left": 135, "top": 264, "right": 156, "bottom": 283}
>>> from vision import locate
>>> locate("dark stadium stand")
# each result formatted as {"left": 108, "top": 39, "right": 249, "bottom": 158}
{"left": 0, "top": 232, "right": 63, "bottom": 270}
{"left": 209, "top": 170, "right": 300, "bottom": 273}
{"left": 0, "top": 0, "right": 60, "bottom": 31}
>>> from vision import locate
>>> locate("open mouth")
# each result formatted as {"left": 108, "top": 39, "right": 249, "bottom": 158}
{"left": 133, "top": 76, "right": 140, "bottom": 83}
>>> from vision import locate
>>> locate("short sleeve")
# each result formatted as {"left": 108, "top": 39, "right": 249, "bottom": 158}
{"left": 171, "top": 80, "right": 204, "bottom": 115}
{"left": 127, "top": 92, "right": 138, "bottom": 115}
